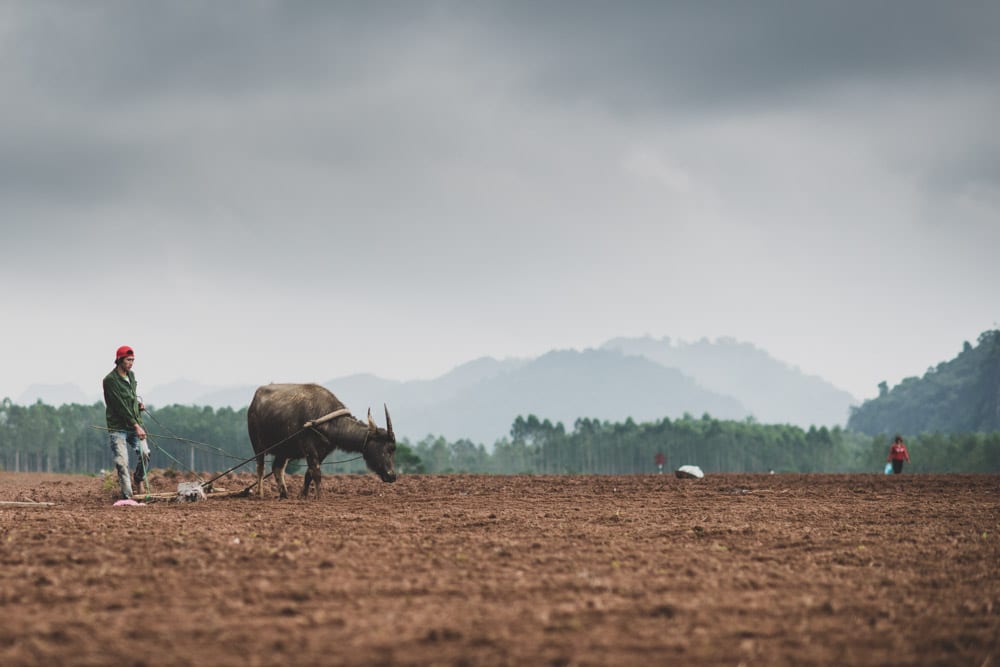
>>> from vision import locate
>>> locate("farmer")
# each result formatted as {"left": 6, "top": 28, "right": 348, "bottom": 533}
{"left": 102, "top": 345, "right": 150, "bottom": 498}
{"left": 654, "top": 452, "right": 666, "bottom": 474}
{"left": 886, "top": 434, "right": 911, "bottom": 474}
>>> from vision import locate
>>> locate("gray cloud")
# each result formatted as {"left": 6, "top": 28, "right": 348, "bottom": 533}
{"left": 1, "top": 2, "right": 997, "bottom": 401}
{"left": 467, "top": 2, "right": 1000, "bottom": 111}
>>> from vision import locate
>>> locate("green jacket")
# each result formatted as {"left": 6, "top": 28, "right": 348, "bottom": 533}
{"left": 103, "top": 368, "right": 143, "bottom": 431}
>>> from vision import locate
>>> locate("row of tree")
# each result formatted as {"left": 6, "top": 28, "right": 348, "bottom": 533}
{"left": 2, "top": 398, "right": 999, "bottom": 475}
{"left": 405, "top": 415, "right": 1000, "bottom": 474}
{"left": 0, "top": 400, "right": 252, "bottom": 475}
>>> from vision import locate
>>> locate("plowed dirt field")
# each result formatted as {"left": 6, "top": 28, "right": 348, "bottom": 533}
{"left": 1, "top": 471, "right": 997, "bottom": 666}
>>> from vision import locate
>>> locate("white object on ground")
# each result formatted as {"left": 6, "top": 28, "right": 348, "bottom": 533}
{"left": 675, "top": 465, "right": 704, "bottom": 479}
{"left": 177, "top": 481, "right": 207, "bottom": 501}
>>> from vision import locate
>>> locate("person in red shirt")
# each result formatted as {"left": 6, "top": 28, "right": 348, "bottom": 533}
{"left": 887, "top": 435, "right": 911, "bottom": 474}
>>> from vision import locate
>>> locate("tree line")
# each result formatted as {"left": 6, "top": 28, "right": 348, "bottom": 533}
{"left": 2, "top": 398, "right": 999, "bottom": 475}
{"left": 0, "top": 400, "right": 253, "bottom": 475}
{"left": 406, "top": 414, "right": 1000, "bottom": 474}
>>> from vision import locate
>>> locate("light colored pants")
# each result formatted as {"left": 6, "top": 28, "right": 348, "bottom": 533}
{"left": 109, "top": 430, "right": 150, "bottom": 498}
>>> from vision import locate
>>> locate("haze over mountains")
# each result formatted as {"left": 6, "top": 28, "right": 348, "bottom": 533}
{"left": 601, "top": 337, "right": 857, "bottom": 428}
{"left": 15, "top": 337, "right": 858, "bottom": 445}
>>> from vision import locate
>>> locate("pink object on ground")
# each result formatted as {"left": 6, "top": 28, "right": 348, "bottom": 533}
{"left": 113, "top": 499, "right": 146, "bottom": 507}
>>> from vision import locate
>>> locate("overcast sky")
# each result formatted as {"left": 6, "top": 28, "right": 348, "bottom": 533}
{"left": 2, "top": 1, "right": 998, "bottom": 404}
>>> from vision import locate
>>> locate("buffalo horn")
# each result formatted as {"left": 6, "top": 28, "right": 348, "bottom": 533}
{"left": 367, "top": 408, "right": 377, "bottom": 433}
{"left": 384, "top": 404, "right": 394, "bottom": 438}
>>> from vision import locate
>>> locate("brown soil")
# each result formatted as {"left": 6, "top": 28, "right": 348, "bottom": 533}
{"left": 1, "top": 471, "right": 997, "bottom": 666}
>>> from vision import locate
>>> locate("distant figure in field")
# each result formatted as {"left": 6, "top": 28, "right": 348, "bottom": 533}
{"left": 654, "top": 452, "right": 665, "bottom": 474}
{"left": 887, "top": 435, "right": 910, "bottom": 474}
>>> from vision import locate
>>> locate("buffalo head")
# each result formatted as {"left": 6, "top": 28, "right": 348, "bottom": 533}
{"left": 363, "top": 405, "right": 397, "bottom": 483}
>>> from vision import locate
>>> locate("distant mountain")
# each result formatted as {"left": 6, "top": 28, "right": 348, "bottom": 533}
{"left": 186, "top": 385, "right": 258, "bottom": 409}
{"left": 142, "top": 379, "right": 233, "bottom": 407}
{"left": 602, "top": 336, "right": 857, "bottom": 427}
{"left": 9, "top": 338, "right": 857, "bottom": 444}
{"left": 373, "top": 349, "right": 746, "bottom": 445}
{"left": 140, "top": 350, "right": 742, "bottom": 445}
{"left": 16, "top": 383, "right": 96, "bottom": 406}
{"left": 137, "top": 357, "right": 527, "bottom": 413}
{"left": 848, "top": 330, "right": 1000, "bottom": 435}
{"left": 328, "top": 357, "right": 527, "bottom": 414}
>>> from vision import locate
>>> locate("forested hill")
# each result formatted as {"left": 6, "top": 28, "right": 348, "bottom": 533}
{"left": 847, "top": 330, "right": 1000, "bottom": 435}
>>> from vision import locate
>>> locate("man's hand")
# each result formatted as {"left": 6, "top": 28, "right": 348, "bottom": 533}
{"left": 135, "top": 424, "right": 147, "bottom": 440}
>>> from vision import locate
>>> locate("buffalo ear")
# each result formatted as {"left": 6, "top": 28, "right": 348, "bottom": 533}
{"left": 384, "top": 404, "right": 394, "bottom": 439}
{"left": 367, "top": 408, "right": 377, "bottom": 433}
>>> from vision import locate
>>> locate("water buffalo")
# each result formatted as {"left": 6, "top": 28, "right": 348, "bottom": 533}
{"left": 247, "top": 383, "right": 397, "bottom": 499}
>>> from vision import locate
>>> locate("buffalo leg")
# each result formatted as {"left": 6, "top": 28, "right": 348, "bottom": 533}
{"left": 273, "top": 457, "right": 291, "bottom": 499}
{"left": 302, "top": 458, "right": 323, "bottom": 499}
{"left": 255, "top": 454, "right": 266, "bottom": 499}
{"left": 302, "top": 462, "right": 313, "bottom": 498}
{"left": 300, "top": 445, "right": 322, "bottom": 499}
